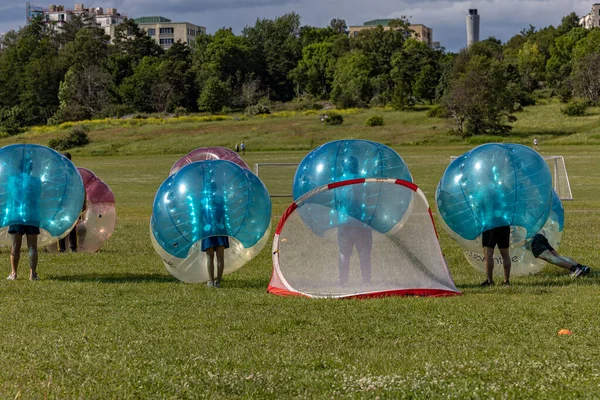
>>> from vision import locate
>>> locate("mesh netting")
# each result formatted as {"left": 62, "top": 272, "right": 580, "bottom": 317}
{"left": 271, "top": 180, "right": 459, "bottom": 298}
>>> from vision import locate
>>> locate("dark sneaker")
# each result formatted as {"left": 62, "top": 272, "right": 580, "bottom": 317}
{"left": 501, "top": 281, "right": 511, "bottom": 286}
{"left": 581, "top": 266, "right": 591, "bottom": 276}
{"left": 480, "top": 280, "right": 494, "bottom": 287}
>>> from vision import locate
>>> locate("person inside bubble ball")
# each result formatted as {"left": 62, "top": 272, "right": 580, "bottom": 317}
{"left": 58, "top": 152, "right": 87, "bottom": 253}
{"left": 7, "top": 159, "right": 41, "bottom": 281}
{"left": 527, "top": 232, "right": 591, "bottom": 277}
{"left": 481, "top": 226, "right": 512, "bottom": 287}
{"left": 201, "top": 181, "right": 230, "bottom": 288}
{"left": 336, "top": 155, "right": 372, "bottom": 286}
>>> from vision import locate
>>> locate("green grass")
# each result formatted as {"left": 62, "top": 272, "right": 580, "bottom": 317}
{"left": 1, "top": 106, "right": 600, "bottom": 397}
{"left": 5, "top": 100, "right": 600, "bottom": 157}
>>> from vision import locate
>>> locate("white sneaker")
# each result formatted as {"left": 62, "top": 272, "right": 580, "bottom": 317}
{"left": 206, "top": 280, "right": 214, "bottom": 287}
{"left": 6, "top": 274, "right": 16, "bottom": 280}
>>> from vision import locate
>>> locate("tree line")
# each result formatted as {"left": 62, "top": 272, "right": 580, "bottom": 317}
{"left": 0, "top": 12, "right": 598, "bottom": 137}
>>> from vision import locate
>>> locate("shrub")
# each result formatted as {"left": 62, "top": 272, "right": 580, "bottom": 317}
{"left": 557, "top": 80, "right": 573, "bottom": 103}
{"left": 324, "top": 113, "right": 344, "bottom": 125}
{"left": 0, "top": 106, "right": 26, "bottom": 136}
{"left": 561, "top": 99, "right": 588, "bottom": 116}
{"left": 365, "top": 115, "right": 384, "bottom": 126}
{"left": 244, "top": 103, "right": 270, "bottom": 117}
{"left": 49, "top": 126, "right": 90, "bottom": 151}
{"left": 369, "top": 94, "right": 388, "bottom": 108}
{"left": 426, "top": 105, "right": 449, "bottom": 118}
{"left": 173, "top": 107, "right": 188, "bottom": 117}
{"left": 296, "top": 101, "right": 323, "bottom": 111}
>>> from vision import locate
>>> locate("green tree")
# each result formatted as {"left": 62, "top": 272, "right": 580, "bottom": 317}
{"left": 289, "top": 42, "right": 335, "bottom": 98}
{"left": 350, "top": 19, "right": 410, "bottom": 77}
{"left": 109, "top": 18, "right": 163, "bottom": 92}
{"left": 517, "top": 42, "right": 545, "bottom": 92}
{"left": 572, "top": 52, "right": 600, "bottom": 104}
{"left": 443, "top": 52, "right": 514, "bottom": 137}
{"left": 558, "top": 12, "right": 580, "bottom": 35}
{"left": 53, "top": 66, "right": 112, "bottom": 122}
{"left": 112, "top": 19, "right": 163, "bottom": 63}
{"left": 193, "top": 28, "right": 255, "bottom": 108}
{"left": 413, "top": 64, "right": 439, "bottom": 104}
{"left": 119, "top": 56, "right": 164, "bottom": 112}
{"left": 546, "top": 27, "right": 588, "bottom": 86}
{"left": 331, "top": 51, "right": 372, "bottom": 107}
{"left": 329, "top": 18, "right": 347, "bottom": 34}
{"left": 572, "top": 28, "right": 600, "bottom": 60}
{"left": 390, "top": 38, "right": 440, "bottom": 107}
{"left": 243, "top": 13, "right": 302, "bottom": 101}
{"left": 198, "top": 76, "right": 231, "bottom": 113}
{"left": 162, "top": 42, "right": 197, "bottom": 111}
{"left": 61, "top": 26, "right": 110, "bottom": 70}
{"left": 0, "top": 18, "right": 64, "bottom": 126}
{"left": 55, "top": 13, "right": 96, "bottom": 46}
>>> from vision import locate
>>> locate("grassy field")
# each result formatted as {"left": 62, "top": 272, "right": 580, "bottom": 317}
{"left": 1, "top": 104, "right": 600, "bottom": 398}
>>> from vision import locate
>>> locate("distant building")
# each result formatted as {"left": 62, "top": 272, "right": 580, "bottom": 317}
{"left": 466, "top": 9, "right": 480, "bottom": 47}
{"left": 134, "top": 16, "right": 206, "bottom": 49}
{"left": 25, "top": 3, "right": 125, "bottom": 40}
{"left": 579, "top": 4, "right": 600, "bottom": 28}
{"left": 348, "top": 19, "right": 434, "bottom": 47}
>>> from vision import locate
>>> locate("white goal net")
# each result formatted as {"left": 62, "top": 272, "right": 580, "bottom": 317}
{"left": 254, "top": 163, "right": 299, "bottom": 197}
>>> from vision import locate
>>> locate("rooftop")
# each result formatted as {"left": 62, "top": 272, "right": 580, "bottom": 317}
{"left": 350, "top": 19, "right": 430, "bottom": 29}
{"left": 134, "top": 16, "right": 172, "bottom": 24}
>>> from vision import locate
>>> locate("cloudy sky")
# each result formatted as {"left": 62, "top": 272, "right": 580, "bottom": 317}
{"left": 2, "top": 0, "right": 595, "bottom": 51}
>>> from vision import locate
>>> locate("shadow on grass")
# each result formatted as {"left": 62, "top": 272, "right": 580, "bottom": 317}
{"left": 508, "top": 129, "right": 574, "bottom": 138}
{"left": 221, "top": 277, "right": 270, "bottom": 290}
{"left": 49, "top": 273, "right": 176, "bottom": 284}
{"left": 459, "top": 275, "right": 598, "bottom": 291}
{"left": 49, "top": 273, "right": 272, "bottom": 288}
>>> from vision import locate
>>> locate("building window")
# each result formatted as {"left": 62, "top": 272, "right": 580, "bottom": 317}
{"left": 148, "top": 28, "right": 155, "bottom": 36}
{"left": 159, "top": 27, "right": 174, "bottom": 35}
{"left": 159, "top": 38, "right": 174, "bottom": 45}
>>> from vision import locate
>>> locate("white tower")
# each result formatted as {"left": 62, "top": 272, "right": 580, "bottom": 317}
{"left": 466, "top": 9, "right": 480, "bottom": 47}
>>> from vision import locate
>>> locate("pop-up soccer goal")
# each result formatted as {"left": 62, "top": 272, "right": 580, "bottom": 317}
{"left": 268, "top": 179, "right": 460, "bottom": 299}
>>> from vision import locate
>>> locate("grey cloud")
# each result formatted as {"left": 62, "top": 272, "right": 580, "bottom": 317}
{"left": 111, "top": 0, "right": 301, "bottom": 15}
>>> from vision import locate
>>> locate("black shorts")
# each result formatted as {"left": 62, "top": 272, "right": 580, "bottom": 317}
{"left": 531, "top": 234, "right": 554, "bottom": 258}
{"left": 8, "top": 224, "right": 40, "bottom": 235}
{"left": 481, "top": 226, "right": 510, "bottom": 249}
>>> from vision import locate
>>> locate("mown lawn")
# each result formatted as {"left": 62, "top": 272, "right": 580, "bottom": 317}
{"left": 0, "top": 111, "right": 599, "bottom": 397}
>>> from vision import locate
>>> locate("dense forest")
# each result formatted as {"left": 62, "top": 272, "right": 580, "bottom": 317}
{"left": 0, "top": 11, "right": 598, "bottom": 137}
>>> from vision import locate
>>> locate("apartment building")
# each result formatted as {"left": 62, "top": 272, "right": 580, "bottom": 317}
{"left": 348, "top": 19, "right": 434, "bottom": 47}
{"left": 134, "top": 16, "right": 206, "bottom": 49}
{"left": 579, "top": 4, "right": 600, "bottom": 28}
{"left": 25, "top": 3, "right": 125, "bottom": 39}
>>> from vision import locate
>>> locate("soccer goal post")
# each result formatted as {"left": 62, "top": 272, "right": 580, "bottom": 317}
{"left": 449, "top": 155, "right": 573, "bottom": 201}
{"left": 254, "top": 163, "right": 299, "bottom": 197}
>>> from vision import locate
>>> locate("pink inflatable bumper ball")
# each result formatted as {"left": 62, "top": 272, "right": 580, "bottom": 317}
{"left": 169, "top": 147, "right": 250, "bottom": 175}
{"left": 75, "top": 167, "right": 117, "bottom": 252}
